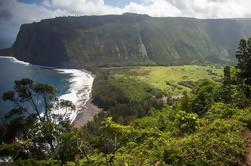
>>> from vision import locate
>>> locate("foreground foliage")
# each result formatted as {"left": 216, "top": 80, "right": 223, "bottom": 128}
{"left": 0, "top": 79, "right": 78, "bottom": 165}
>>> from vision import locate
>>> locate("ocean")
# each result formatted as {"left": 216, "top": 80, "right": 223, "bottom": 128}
{"left": 0, "top": 57, "right": 94, "bottom": 122}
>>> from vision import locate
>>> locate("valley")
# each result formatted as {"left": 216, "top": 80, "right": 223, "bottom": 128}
{"left": 1, "top": 13, "right": 251, "bottom": 166}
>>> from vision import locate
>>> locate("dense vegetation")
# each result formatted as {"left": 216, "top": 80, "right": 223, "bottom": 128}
{"left": 3, "top": 13, "right": 251, "bottom": 68}
{"left": 1, "top": 38, "right": 251, "bottom": 165}
{"left": 86, "top": 67, "right": 248, "bottom": 165}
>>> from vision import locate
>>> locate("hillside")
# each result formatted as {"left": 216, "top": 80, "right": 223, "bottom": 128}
{"left": 2, "top": 13, "right": 251, "bottom": 67}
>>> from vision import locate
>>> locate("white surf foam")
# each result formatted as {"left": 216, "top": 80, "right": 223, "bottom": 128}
{"left": 55, "top": 69, "right": 94, "bottom": 123}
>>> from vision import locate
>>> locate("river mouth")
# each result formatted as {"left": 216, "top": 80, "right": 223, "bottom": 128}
{"left": 0, "top": 56, "right": 94, "bottom": 123}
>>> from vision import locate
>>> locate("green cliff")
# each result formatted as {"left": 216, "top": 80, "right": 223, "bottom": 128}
{"left": 4, "top": 13, "right": 251, "bottom": 67}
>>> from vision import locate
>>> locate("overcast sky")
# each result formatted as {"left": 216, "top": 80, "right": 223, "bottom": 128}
{"left": 1, "top": 0, "right": 251, "bottom": 48}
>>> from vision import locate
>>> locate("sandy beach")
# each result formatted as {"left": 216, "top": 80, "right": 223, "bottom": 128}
{"left": 73, "top": 99, "right": 101, "bottom": 128}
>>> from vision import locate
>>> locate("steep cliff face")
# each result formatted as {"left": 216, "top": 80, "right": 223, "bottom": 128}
{"left": 12, "top": 23, "right": 72, "bottom": 67}
{"left": 4, "top": 14, "right": 251, "bottom": 68}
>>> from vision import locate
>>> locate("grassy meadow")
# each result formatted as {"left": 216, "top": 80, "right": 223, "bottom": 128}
{"left": 106, "top": 65, "right": 223, "bottom": 101}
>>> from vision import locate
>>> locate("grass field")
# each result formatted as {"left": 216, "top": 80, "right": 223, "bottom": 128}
{"left": 106, "top": 65, "right": 223, "bottom": 100}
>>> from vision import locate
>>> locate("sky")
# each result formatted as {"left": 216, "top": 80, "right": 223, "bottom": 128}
{"left": 1, "top": 0, "right": 251, "bottom": 48}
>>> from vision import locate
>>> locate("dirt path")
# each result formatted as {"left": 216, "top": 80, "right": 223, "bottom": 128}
{"left": 243, "top": 129, "right": 251, "bottom": 166}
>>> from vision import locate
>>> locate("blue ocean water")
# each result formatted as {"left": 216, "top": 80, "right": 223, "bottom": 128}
{"left": 0, "top": 57, "right": 93, "bottom": 122}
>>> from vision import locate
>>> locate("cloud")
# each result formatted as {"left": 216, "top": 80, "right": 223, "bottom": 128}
{"left": 42, "top": 0, "right": 123, "bottom": 15}
{"left": 123, "top": 0, "right": 181, "bottom": 17}
{"left": 40, "top": 0, "right": 251, "bottom": 18}
{"left": 164, "top": 0, "right": 251, "bottom": 18}
{"left": 0, "top": 0, "right": 68, "bottom": 48}
{"left": 1, "top": 0, "right": 251, "bottom": 48}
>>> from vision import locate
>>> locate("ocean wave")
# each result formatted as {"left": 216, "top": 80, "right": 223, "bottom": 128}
{"left": 0, "top": 56, "right": 30, "bottom": 65}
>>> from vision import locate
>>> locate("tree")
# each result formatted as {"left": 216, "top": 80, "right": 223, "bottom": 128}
{"left": 218, "top": 66, "right": 232, "bottom": 103}
{"left": 56, "top": 131, "right": 80, "bottom": 166}
{"left": 224, "top": 66, "right": 231, "bottom": 86}
{"left": 179, "top": 91, "right": 190, "bottom": 112}
{"left": 235, "top": 38, "right": 251, "bottom": 98}
{"left": 190, "top": 80, "right": 216, "bottom": 115}
{"left": 0, "top": 78, "right": 77, "bottom": 163}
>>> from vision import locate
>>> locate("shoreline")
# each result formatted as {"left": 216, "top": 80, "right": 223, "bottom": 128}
{"left": 56, "top": 69, "right": 94, "bottom": 123}
{"left": 72, "top": 99, "right": 101, "bottom": 128}
{"left": 0, "top": 56, "right": 99, "bottom": 125}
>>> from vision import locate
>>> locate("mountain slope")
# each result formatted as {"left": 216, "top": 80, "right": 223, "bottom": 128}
{"left": 3, "top": 13, "right": 251, "bottom": 68}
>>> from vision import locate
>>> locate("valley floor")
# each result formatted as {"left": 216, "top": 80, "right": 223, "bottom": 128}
{"left": 74, "top": 65, "right": 223, "bottom": 127}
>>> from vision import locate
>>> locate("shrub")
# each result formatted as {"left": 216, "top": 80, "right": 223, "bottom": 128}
{"left": 208, "top": 102, "right": 237, "bottom": 119}
{"left": 164, "top": 120, "right": 245, "bottom": 166}
{"left": 2, "top": 159, "right": 59, "bottom": 166}
{"left": 175, "top": 111, "right": 200, "bottom": 134}
{"left": 231, "top": 87, "right": 250, "bottom": 109}
{"left": 235, "top": 108, "right": 251, "bottom": 129}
